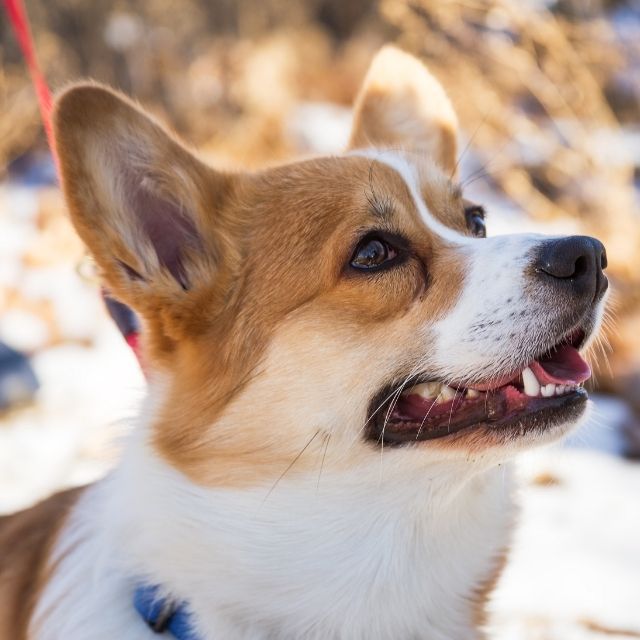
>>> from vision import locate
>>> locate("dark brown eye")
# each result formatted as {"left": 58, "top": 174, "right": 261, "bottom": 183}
{"left": 465, "top": 205, "right": 486, "bottom": 238}
{"left": 350, "top": 236, "right": 398, "bottom": 271}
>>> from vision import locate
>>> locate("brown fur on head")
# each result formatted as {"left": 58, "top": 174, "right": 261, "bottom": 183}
{"left": 53, "top": 47, "right": 458, "bottom": 355}
{"left": 53, "top": 47, "right": 469, "bottom": 486}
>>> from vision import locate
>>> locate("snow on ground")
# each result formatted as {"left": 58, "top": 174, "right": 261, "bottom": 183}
{"left": 0, "top": 323, "right": 144, "bottom": 513}
{"left": 0, "top": 182, "right": 145, "bottom": 513}
{"left": 492, "top": 399, "right": 640, "bottom": 639}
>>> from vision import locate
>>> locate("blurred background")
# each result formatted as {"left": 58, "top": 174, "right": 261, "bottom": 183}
{"left": 1, "top": 0, "right": 639, "bottom": 637}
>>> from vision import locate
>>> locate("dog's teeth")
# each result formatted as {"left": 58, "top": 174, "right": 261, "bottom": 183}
{"left": 439, "top": 385, "right": 457, "bottom": 401}
{"left": 541, "top": 384, "right": 556, "bottom": 397}
{"left": 522, "top": 367, "right": 540, "bottom": 397}
{"left": 467, "top": 389, "right": 480, "bottom": 398}
{"left": 556, "top": 385, "right": 565, "bottom": 395}
{"left": 405, "top": 382, "right": 439, "bottom": 398}
{"left": 401, "top": 384, "right": 418, "bottom": 397}
{"left": 423, "top": 382, "right": 442, "bottom": 397}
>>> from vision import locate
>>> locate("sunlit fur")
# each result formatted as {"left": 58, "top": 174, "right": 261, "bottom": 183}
{"left": 0, "top": 46, "right": 607, "bottom": 640}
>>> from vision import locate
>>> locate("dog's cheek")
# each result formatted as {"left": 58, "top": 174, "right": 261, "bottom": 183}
{"left": 327, "top": 261, "right": 425, "bottom": 324}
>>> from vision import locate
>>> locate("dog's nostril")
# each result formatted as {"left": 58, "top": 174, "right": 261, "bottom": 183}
{"left": 572, "top": 255, "right": 588, "bottom": 280}
{"left": 600, "top": 247, "right": 608, "bottom": 270}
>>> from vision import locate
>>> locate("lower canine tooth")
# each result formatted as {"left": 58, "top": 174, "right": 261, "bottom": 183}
{"left": 522, "top": 367, "right": 541, "bottom": 397}
{"left": 440, "top": 385, "right": 457, "bottom": 401}
{"left": 407, "top": 382, "right": 436, "bottom": 399}
{"left": 424, "top": 382, "right": 442, "bottom": 397}
{"left": 541, "top": 384, "right": 555, "bottom": 397}
{"left": 467, "top": 389, "right": 480, "bottom": 398}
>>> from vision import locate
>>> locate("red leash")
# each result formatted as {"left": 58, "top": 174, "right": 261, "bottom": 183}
{"left": 3, "top": 0, "right": 144, "bottom": 371}
{"left": 3, "top": 0, "right": 58, "bottom": 174}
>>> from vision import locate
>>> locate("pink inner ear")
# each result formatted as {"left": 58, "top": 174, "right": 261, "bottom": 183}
{"left": 127, "top": 176, "right": 203, "bottom": 290}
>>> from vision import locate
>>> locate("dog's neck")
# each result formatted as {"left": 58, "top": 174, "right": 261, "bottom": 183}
{"left": 35, "top": 419, "right": 514, "bottom": 640}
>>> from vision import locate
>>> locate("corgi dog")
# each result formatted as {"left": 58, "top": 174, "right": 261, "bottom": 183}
{"left": 0, "top": 46, "right": 608, "bottom": 640}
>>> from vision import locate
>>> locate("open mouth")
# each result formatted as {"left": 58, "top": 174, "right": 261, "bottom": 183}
{"left": 367, "top": 329, "right": 591, "bottom": 445}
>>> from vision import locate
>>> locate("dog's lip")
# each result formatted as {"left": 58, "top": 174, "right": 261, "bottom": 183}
{"left": 463, "top": 327, "right": 590, "bottom": 391}
{"left": 368, "top": 387, "right": 588, "bottom": 445}
{"left": 466, "top": 344, "right": 591, "bottom": 391}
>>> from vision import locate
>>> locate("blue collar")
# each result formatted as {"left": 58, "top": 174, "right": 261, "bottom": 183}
{"left": 134, "top": 584, "right": 201, "bottom": 639}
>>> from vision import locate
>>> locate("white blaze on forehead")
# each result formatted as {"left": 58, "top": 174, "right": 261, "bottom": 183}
{"left": 349, "top": 148, "right": 470, "bottom": 244}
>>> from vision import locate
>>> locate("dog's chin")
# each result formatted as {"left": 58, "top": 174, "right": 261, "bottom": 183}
{"left": 366, "top": 328, "right": 592, "bottom": 451}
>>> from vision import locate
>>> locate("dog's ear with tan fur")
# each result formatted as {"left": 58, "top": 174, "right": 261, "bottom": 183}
{"left": 348, "top": 46, "right": 458, "bottom": 174}
{"left": 53, "top": 84, "right": 236, "bottom": 341}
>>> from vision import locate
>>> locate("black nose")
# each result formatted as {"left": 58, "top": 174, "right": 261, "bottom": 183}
{"left": 534, "top": 235, "right": 608, "bottom": 301}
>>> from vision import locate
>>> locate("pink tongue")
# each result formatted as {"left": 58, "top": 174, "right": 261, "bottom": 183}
{"left": 530, "top": 344, "right": 591, "bottom": 385}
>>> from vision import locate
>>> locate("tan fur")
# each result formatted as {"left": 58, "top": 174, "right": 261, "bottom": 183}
{"left": 52, "top": 86, "right": 470, "bottom": 486}
{"left": 52, "top": 83, "right": 240, "bottom": 363}
{"left": 473, "top": 548, "right": 510, "bottom": 634}
{"left": 148, "top": 157, "right": 468, "bottom": 487}
{"left": 0, "top": 489, "right": 82, "bottom": 639}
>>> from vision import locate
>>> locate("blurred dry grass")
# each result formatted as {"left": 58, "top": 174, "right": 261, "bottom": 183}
{"left": 1, "top": 5, "right": 640, "bottom": 637}
{"left": 1, "top": 0, "right": 639, "bottom": 423}
{"left": 1, "top": 0, "right": 386, "bottom": 167}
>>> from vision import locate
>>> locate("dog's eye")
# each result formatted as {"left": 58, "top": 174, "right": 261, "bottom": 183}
{"left": 350, "top": 236, "right": 398, "bottom": 271}
{"left": 465, "top": 205, "right": 486, "bottom": 238}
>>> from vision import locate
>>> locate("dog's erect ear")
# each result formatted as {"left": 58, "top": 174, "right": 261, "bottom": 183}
{"left": 348, "top": 46, "right": 458, "bottom": 174}
{"left": 54, "top": 84, "right": 234, "bottom": 335}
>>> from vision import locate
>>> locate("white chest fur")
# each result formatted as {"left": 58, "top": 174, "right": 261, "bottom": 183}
{"left": 34, "top": 440, "right": 513, "bottom": 640}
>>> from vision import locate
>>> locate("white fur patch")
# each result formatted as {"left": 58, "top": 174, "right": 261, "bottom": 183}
{"left": 34, "top": 417, "right": 513, "bottom": 640}
{"left": 350, "top": 148, "right": 467, "bottom": 244}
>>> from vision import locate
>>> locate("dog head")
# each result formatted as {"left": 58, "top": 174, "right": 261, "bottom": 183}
{"left": 53, "top": 46, "right": 608, "bottom": 487}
